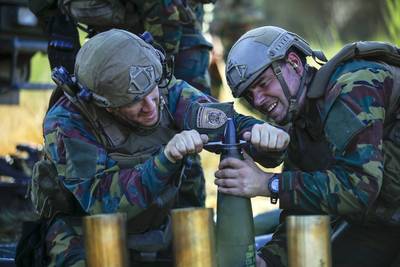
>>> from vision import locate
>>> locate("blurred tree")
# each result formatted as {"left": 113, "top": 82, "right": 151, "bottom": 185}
{"left": 210, "top": 0, "right": 265, "bottom": 59}
{"left": 332, "top": 0, "right": 384, "bottom": 41}
{"left": 385, "top": 0, "right": 400, "bottom": 45}
{"left": 261, "top": 0, "right": 332, "bottom": 42}
{"left": 260, "top": 0, "right": 386, "bottom": 43}
{"left": 209, "top": 0, "right": 266, "bottom": 98}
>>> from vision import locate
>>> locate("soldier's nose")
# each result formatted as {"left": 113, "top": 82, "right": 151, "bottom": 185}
{"left": 253, "top": 96, "right": 264, "bottom": 108}
{"left": 142, "top": 96, "right": 156, "bottom": 111}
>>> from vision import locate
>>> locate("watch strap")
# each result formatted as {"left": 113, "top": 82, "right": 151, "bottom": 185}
{"left": 268, "top": 174, "right": 279, "bottom": 204}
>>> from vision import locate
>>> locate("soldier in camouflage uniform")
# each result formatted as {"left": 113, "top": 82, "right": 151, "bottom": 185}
{"left": 150, "top": 0, "right": 214, "bottom": 95}
{"left": 29, "top": 0, "right": 214, "bottom": 95}
{"left": 102, "top": 0, "right": 214, "bottom": 94}
{"left": 215, "top": 26, "right": 400, "bottom": 266}
{"left": 32, "top": 29, "right": 289, "bottom": 266}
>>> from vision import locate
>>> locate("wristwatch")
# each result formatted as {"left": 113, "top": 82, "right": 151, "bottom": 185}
{"left": 267, "top": 174, "right": 279, "bottom": 204}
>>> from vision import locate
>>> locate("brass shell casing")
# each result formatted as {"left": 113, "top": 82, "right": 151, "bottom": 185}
{"left": 172, "top": 208, "right": 216, "bottom": 267}
{"left": 287, "top": 215, "right": 331, "bottom": 267}
{"left": 83, "top": 213, "right": 129, "bottom": 267}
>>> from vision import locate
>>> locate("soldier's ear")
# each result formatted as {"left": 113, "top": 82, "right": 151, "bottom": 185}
{"left": 286, "top": 52, "right": 303, "bottom": 75}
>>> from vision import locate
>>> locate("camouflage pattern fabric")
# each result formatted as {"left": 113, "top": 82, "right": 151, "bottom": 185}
{"left": 141, "top": 1, "right": 213, "bottom": 94}
{"left": 142, "top": 1, "right": 209, "bottom": 54}
{"left": 34, "top": 0, "right": 213, "bottom": 95}
{"left": 173, "top": 42, "right": 211, "bottom": 95}
{"left": 45, "top": 217, "right": 85, "bottom": 267}
{"left": 42, "top": 79, "right": 268, "bottom": 266}
{"left": 259, "top": 60, "right": 400, "bottom": 266}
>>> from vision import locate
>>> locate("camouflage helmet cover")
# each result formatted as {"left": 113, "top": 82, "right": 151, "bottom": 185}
{"left": 75, "top": 29, "right": 164, "bottom": 108}
{"left": 226, "top": 26, "right": 313, "bottom": 98}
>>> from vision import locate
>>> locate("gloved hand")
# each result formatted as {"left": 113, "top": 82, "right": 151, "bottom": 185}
{"left": 164, "top": 130, "right": 208, "bottom": 163}
{"left": 243, "top": 123, "right": 290, "bottom": 152}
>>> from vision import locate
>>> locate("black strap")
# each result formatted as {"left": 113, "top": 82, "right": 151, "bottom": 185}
{"left": 308, "top": 41, "right": 400, "bottom": 99}
{"left": 62, "top": 92, "right": 111, "bottom": 149}
{"left": 271, "top": 61, "right": 311, "bottom": 123}
{"left": 15, "top": 220, "right": 50, "bottom": 267}
{"left": 271, "top": 62, "right": 292, "bottom": 102}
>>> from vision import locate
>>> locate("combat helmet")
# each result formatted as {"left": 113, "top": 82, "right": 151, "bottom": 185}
{"left": 226, "top": 26, "right": 326, "bottom": 123}
{"left": 75, "top": 29, "right": 165, "bottom": 108}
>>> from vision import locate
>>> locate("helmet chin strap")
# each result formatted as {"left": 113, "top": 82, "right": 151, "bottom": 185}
{"left": 271, "top": 61, "right": 310, "bottom": 125}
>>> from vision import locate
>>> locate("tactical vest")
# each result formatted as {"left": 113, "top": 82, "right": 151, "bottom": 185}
{"left": 287, "top": 41, "right": 400, "bottom": 224}
{"left": 76, "top": 89, "right": 192, "bottom": 232}
{"left": 33, "top": 81, "right": 233, "bottom": 229}
{"left": 32, "top": 86, "right": 188, "bottom": 235}
{"left": 78, "top": 97, "right": 177, "bottom": 168}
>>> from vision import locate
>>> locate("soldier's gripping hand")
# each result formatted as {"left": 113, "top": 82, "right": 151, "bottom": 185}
{"left": 214, "top": 152, "right": 274, "bottom": 198}
{"left": 164, "top": 130, "right": 209, "bottom": 163}
{"left": 243, "top": 123, "right": 290, "bottom": 151}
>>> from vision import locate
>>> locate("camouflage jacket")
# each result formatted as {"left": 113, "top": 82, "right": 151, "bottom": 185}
{"left": 139, "top": 0, "right": 212, "bottom": 55}
{"left": 51, "top": 0, "right": 212, "bottom": 56}
{"left": 43, "top": 79, "right": 271, "bottom": 223}
{"left": 278, "top": 59, "right": 400, "bottom": 226}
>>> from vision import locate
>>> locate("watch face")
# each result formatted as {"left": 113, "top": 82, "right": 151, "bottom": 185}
{"left": 271, "top": 178, "right": 279, "bottom": 193}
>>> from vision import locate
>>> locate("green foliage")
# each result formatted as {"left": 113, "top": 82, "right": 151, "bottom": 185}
{"left": 29, "top": 52, "right": 51, "bottom": 83}
{"left": 259, "top": 0, "right": 385, "bottom": 43}
{"left": 385, "top": 0, "right": 400, "bottom": 45}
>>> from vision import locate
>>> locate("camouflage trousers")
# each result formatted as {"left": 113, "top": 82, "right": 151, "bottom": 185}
{"left": 174, "top": 45, "right": 211, "bottom": 96}
{"left": 259, "top": 214, "right": 400, "bottom": 267}
{"left": 45, "top": 217, "right": 85, "bottom": 267}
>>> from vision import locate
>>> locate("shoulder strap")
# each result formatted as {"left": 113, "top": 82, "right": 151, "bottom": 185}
{"left": 50, "top": 67, "right": 110, "bottom": 147}
{"left": 64, "top": 93, "right": 111, "bottom": 148}
{"left": 307, "top": 41, "right": 400, "bottom": 99}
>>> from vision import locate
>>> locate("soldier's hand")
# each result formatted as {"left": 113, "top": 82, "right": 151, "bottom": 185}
{"left": 243, "top": 123, "right": 290, "bottom": 151}
{"left": 214, "top": 152, "right": 274, "bottom": 198}
{"left": 164, "top": 130, "right": 208, "bottom": 163}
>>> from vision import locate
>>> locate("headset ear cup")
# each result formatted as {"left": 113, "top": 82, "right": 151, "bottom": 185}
{"left": 139, "top": 32, "right": 169, "bottom": 83}
{"left": 157, "top": 53, "right": 174, "bottom": 88}
{"left": 160, "top": 55, "right": 174, "bottom": 87}
{"left": 150, "top": 43, "right": 172, "bottom": 85}
{"left": 155, "top": 48, "right": 166, "bottom": 62}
